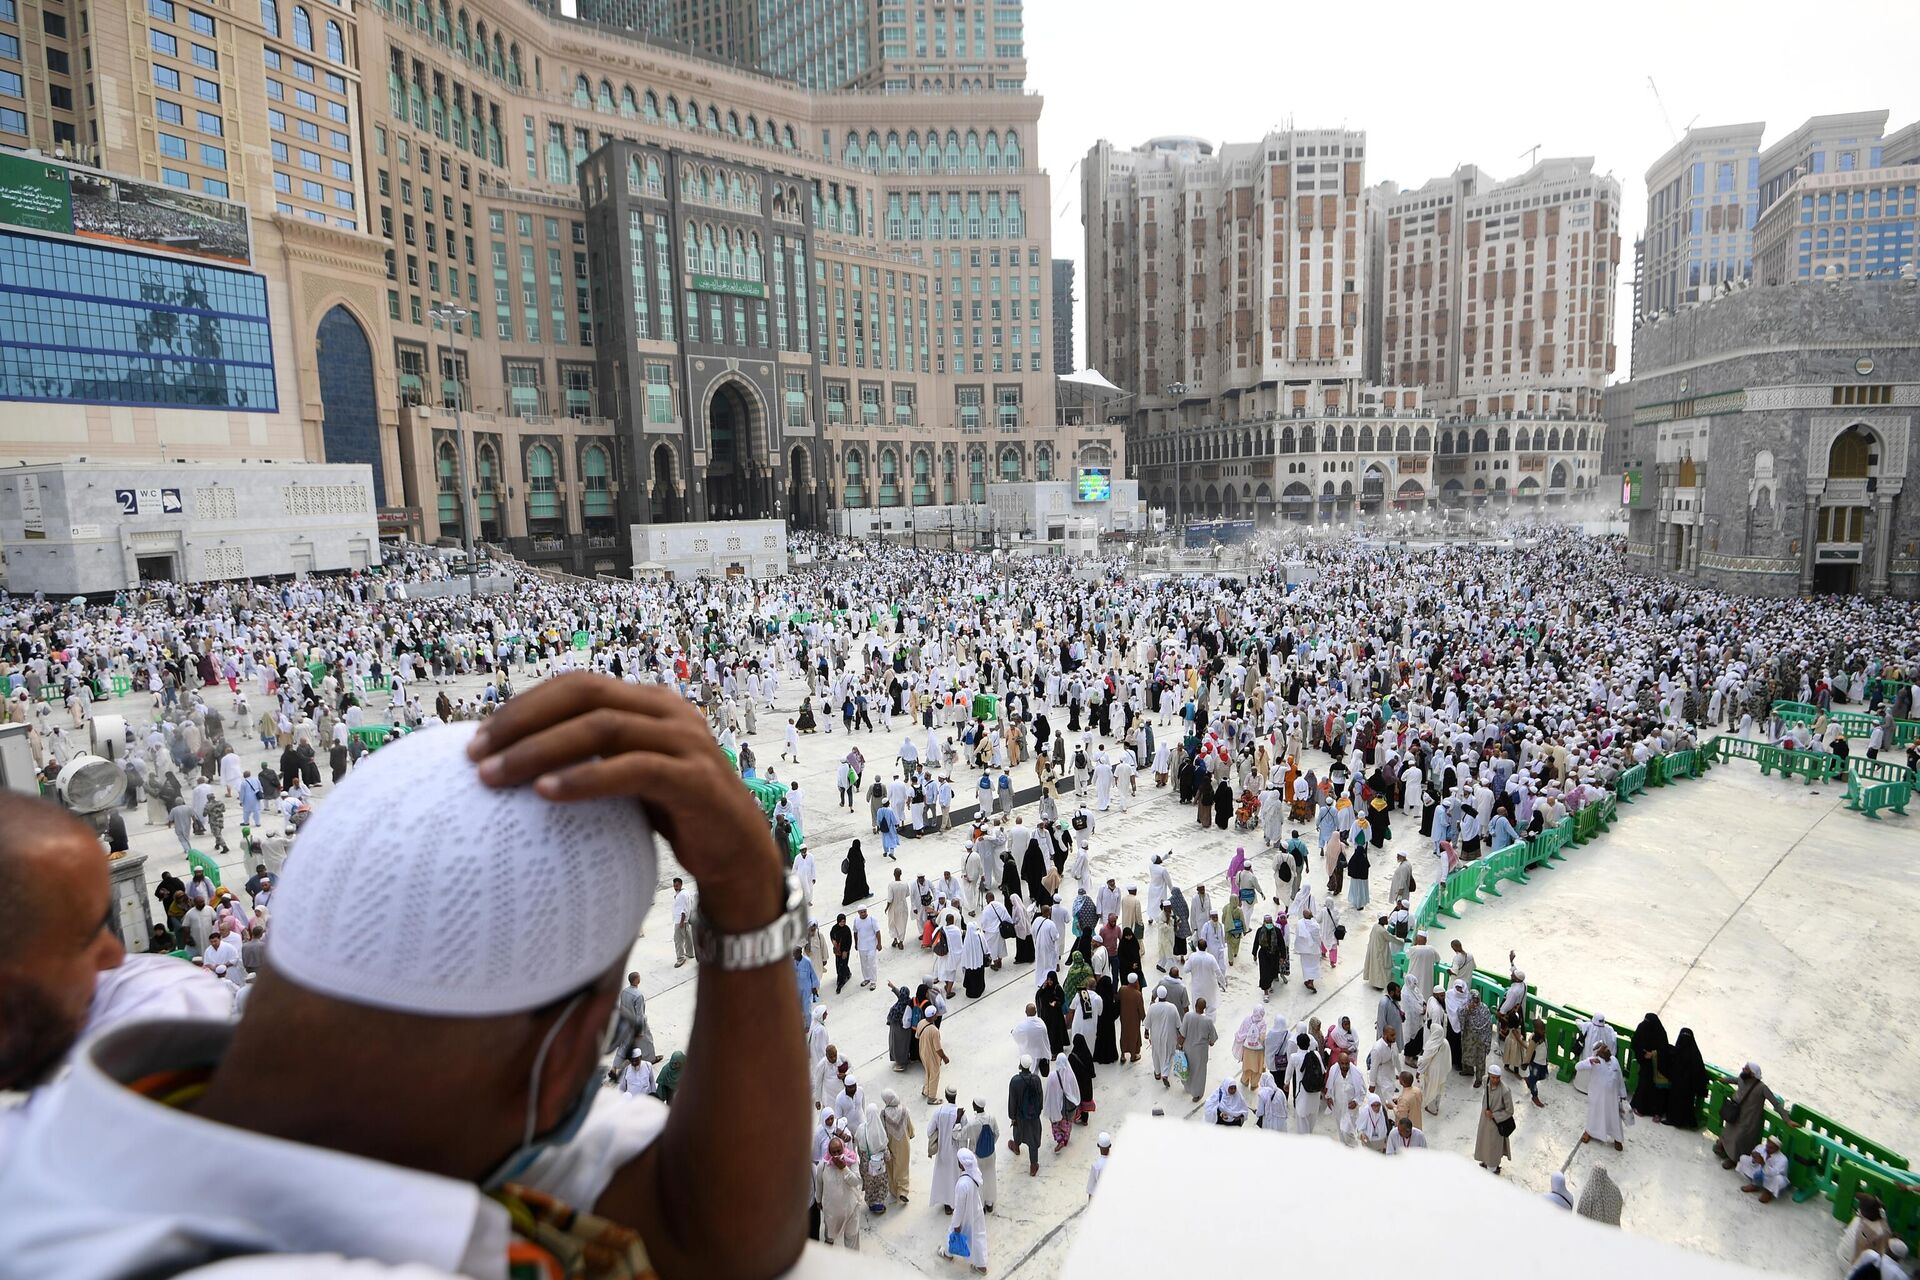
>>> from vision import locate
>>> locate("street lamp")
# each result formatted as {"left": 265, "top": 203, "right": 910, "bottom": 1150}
{"left": 429, "top": 304, "right": 477, "bottom": 597}
{"left": 1166, "top": 382, "right": 1188, "bottom": 540}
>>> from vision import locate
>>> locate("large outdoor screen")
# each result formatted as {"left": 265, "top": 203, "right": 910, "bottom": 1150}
{"left": 1076, "top": 467, "right": 1111, "bottom": 502}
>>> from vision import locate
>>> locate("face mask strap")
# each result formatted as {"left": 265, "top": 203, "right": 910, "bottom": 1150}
{"left": 482, "top": 990, "right": 589, "bottom": 1191}
{"left": 519, "top": 991, "right": 587, "bottom": 1150}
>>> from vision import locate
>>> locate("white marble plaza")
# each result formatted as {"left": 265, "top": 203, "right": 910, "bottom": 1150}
{"left": 112, "top": 656, "right": 1917, "bottom": 1279}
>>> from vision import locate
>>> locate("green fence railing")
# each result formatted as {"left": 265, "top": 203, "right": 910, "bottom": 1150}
{"left": 1381, "top": 742, "right": 1918, "bottom": 1249}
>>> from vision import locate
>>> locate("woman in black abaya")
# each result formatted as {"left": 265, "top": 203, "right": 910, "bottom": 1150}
{"left": 841, "top": 839, "right": 871, "bottom": 905}
{"left": 1629, "top": 1013, "right": 1671, "bottom": 1117}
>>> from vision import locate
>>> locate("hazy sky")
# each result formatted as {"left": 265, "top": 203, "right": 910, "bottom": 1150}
{"left": 1026, "top": 0, "right": 1920, "bottom": 374}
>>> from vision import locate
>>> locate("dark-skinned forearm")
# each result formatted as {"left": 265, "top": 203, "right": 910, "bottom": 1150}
{"left": 600, "top": 870, "right": 809, "bottom": 1280}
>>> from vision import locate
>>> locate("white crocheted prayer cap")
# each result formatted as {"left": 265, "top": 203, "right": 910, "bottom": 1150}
{"left": 268, "top": 721, "right": 656, "bottom": 1015}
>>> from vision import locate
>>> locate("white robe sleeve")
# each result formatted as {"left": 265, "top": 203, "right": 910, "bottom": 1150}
{"left": 516, "top": 1088, "right": 669, "bottom": 1210}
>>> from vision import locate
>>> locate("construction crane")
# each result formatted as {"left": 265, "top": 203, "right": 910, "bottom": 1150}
{"left": 1648, "top": 77, "right": 1678, "bottom": 143}
{"left": 1518, "top": 143, "right": 1541, "bottom": 169}
{"left": 1646, "top": 78, "right": 1697, "bottom": 145}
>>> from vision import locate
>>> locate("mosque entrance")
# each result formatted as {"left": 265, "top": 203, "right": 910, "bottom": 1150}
{"left": 706, "top": 380, "right": 771, "bottom": 520}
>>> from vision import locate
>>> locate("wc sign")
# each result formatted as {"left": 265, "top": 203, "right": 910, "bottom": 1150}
{"left": 115, "top": 487, "right": 182, "bottom": 515}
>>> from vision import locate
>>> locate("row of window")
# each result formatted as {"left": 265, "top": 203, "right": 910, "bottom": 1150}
{"left": 158, "top": 168, "right": 228, "bottom": 197}
{"left": 835, "top": 128, "right": 1026, "bottom": 175}
{"left": 569, "top": 77, "right": 798, "bottom": 154}
{"left": 0, "top": 233, "right": 271, "bottom": 318}
{"left": 151, "top": 63, "right": 222, "bottom": 104}
{"left": 0, "top": 292, "right": 273, "bottom": 366}
{"left": 260, "top": 0, "right": 348, "bottom": 63}
{"left": 0, "top": 347, "right": 275, "bottom": 409}
{"left": 839, "top": 446, "right": 1047, "bottom": 508}
{"left": 433, "top": 440, "right": 611, "bottom": 526}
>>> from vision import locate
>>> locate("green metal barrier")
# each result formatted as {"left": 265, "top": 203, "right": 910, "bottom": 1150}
{"left": 1412, "top": 884, "right": 1442, "bottom": 936}
{"left": 1792, "top": 1103, "right": 1910, "bottom": 1174}
{"left": 1478, "top": 842, "right": 1530, "bottom": 897}
{"left": 1868, "top": 678, "right": 1909, "bottom": 705}
{"left": 1846, "top": 774, "right": 1913, "bottom": 819}
{"left": 1616, "top": 762, "right": 1647, "bottom": 801}
{"left": 572, "top": 630, "right": 591, "bottom": 650}
{"left": 1548, "top": 816, "right": 1574, "bottom": 863}
{"left": 1572, "top": 803, "right": 1603, "bottom": 844}
{"left": 1850, "top": 756, "right": 1916, "bottom": 786}
{"left": 1759, "top": 746, "right": 1847, "bottom": 785}
{"left": 1707, "top": 736, "right": 1766, "bottom": 766}
{"left": 349, "top": 724, "right": 408, "bottom": 751}
{"left": 186, "top": 847, "right": 222, "bottom": 886}
{"left": 1830, "top": 1160, "right": 1920, "bottom": 1248}
{"left": 1435, "top": 864, "right": 1484, "bottom": 920}
{"left": 1388, "top": 765, "right": 1920, "bottom": 1246}
{"left": 367, "top": 676, "right": 391, "bottom": 693}
{"left": 1773, "top": 700, "right": 1820, "bottom": 725}
{"left": 110, "top": 675, "right": 133, "bottom": 697}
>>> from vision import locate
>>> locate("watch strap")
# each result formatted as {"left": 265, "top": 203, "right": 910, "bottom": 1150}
{"left": 691, "top": 871, "right": 807, "bottom": 971}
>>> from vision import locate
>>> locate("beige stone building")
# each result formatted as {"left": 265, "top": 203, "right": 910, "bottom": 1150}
{"left": 1084, "top": 132, "right": 1618, "bottom": 520}
{"left": 0, "top": 0, "right": 1055, "bottom": 574}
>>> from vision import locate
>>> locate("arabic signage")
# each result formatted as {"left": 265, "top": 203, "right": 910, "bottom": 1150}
{"left": 690, "top": 273, "right": 766, "bottom": 299}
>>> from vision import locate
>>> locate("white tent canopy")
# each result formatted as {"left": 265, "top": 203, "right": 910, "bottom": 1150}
{"left": 1059, "top": 367, "right": 1127, "bottom": 396}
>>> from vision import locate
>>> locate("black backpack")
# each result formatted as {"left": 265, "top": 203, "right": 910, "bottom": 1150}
{"left": 1299, "top": 1051, "right": 1326, "bottom": 1094}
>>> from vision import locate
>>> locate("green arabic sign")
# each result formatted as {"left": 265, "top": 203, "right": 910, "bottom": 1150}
{"left": 0, "top": 152, "right": 74, "bottom": 234}
{"left": 691, "top": 273, "right": 766, "bottom": 299}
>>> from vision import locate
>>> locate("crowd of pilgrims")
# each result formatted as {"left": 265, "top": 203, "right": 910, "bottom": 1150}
{"left": 3, "top": 524, "right": 1918, "bottom": 1269}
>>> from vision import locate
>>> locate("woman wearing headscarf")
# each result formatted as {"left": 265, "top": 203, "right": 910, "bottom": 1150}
{"left": 1541, "top": 1171, "right": 1574, "bottom": 1210}
{"left": 1255, "top": 1070, "right": 1290, "bottom": 1131}
{"left": 1115, "top": 927, "right": 1142, "bottom": 988}
{"left": 1204, "top": 1078, "right": 1250, "bottom": 1126}
{"left": 1576, "top": 1165, "right": 1625, "bottom": 1225}
{"left": 1045, "top": 1051, "right": 1081, "bottom": 1151}
{"left": 1092, "top": 970, "right": 1121, "bottom": 1064}
{"left": 1629, "top": 1012, "right": 1671, "bottom": 1116}
{"left": 1062, "top": 949, "right": 1094, "bottom": 1001}
{"left": 1358, "top": 1092, "right": 1392, "bottom": 1152}
{"left": 1662, "top": 1027, "right": 1708, "bottom": 1129}
{"left": 1232, "top": 1007, "right": 1268, "bottom": 1092}
{"left": 1168, "top": 886, "right": 1191, "bottom": 957}
{"left": 878, "top": 1088, "right": 915, "bottom": 1205}
{"left": 1036, "top": 971, "right": 1069, "bottom": 1055}
{"left": 998, "top": 849, "right": 1022, "bottom": 903}
{"left": 942, "top": 1150, "right": 989, "bottom": 1272}
{"left": 1346, "top": 838, "right": 1370, "bottom": 910}
{"left": 885, "top": 983, "right": 917, "bottom": 1071}
{"left": 858, "top": 1103, "right": 891, "bottom": 1214}
{"left": 1009, "top": 891, "right": 1036, "bottom": 965}
{"left": 954, "top": 919, "right": 985, "bottom": 999}
{"left": 1213, "top": 776, "right": 1234, "bottom": 829}
{"left": 654, "top": 1050, "right": 687, "bottom": 1104}
{"left": 1068, "top": 1033, "right": 1098, "bottom": 1126}
{"left": 842, "top": 838, "right": 871, "bottom": 905}
{"left": 1020, "top": 836, "right": 1051, "bottom": 907}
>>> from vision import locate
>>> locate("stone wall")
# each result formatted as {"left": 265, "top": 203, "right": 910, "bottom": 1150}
{"left": 0, "top": 462, "right": 380, "bottom": 595}
{"left": 1622, "top": 279, "right": 1920, "bottom": 598}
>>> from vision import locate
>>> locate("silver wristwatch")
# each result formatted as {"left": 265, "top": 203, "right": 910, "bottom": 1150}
{"left": 691, "top": 871, "right": 808, "bottom": 971}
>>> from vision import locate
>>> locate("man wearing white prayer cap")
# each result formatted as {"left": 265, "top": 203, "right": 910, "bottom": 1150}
{"left": 1087, "top": 1132, "right": 1113, "bottom": 1197}
{"left": 0, "top": 674, "right": 810, "bottom": 1280}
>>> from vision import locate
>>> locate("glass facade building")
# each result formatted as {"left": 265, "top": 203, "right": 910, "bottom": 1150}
{"left": 0, "top": 230, "right": 277, "bottom": 410}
